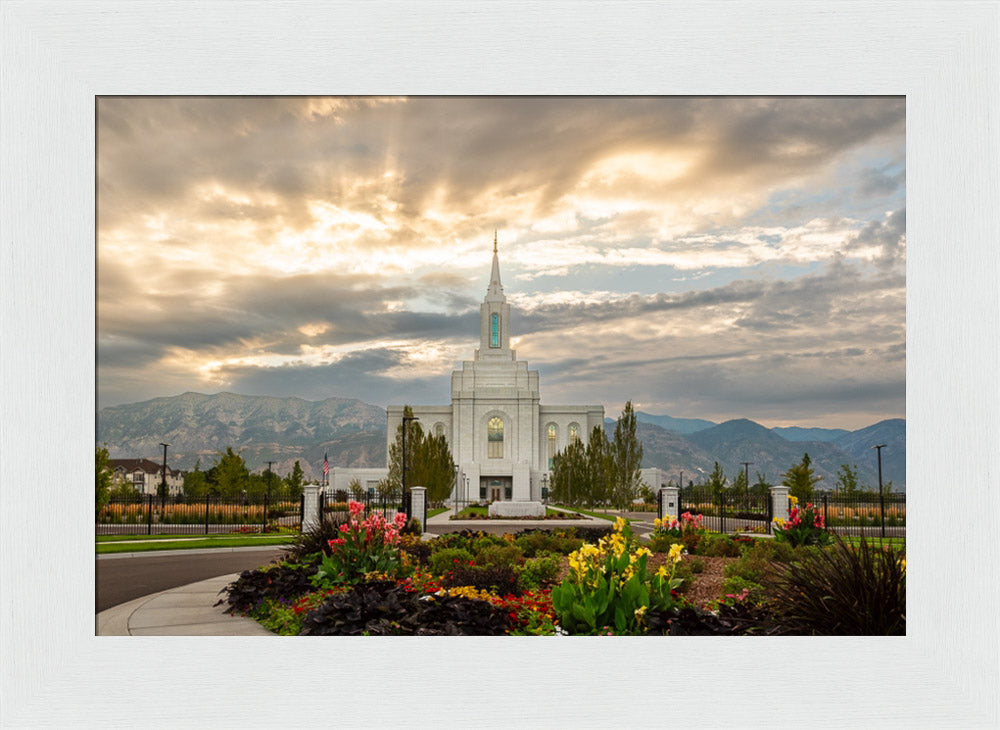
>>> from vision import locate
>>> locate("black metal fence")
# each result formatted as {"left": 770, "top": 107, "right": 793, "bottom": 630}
{"left": 815, "top": 492, "right": 906, "bottom": 538}
{"left": 318, "top": 490, "right": 407, "bottom": 528}
{"left": 96, "top": 494, "right": 304, "bottom": 536}
{"left": 676, "top": 491, "right": 774, "bottom": 535}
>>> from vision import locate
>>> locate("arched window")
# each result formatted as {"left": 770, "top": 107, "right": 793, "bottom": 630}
{"left": 434, "top": 422, "right": 445, "bottom": 438}
{"left": 488, "top": 417, "right": 504, "bottom": 458}
{"left": 569, "top": 423, "right": 580, "bottom": 444}
{"left": 547, "top": 423, "right": 558, "bottom": 469}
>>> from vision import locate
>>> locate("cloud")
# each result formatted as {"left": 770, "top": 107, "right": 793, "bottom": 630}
{"left": 97, "top": 97, "right": 905, "bottom": 427}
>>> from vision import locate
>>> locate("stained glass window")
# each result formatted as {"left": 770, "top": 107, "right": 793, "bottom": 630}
{"left": 490, "top": 313, "right": 500, "bottom": 348}
{"left": 488, "top": 417, "right": 503, "bottom": 458}
{"left": 569, "top": 423, "right": 580, "bottom": 443}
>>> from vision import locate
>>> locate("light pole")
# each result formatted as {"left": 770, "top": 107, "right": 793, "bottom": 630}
{"left": 159, "top": 442, "right": 169, "bottom": 507}
{"left": 401, "top": 415, "right": 419, "bottom": 517}
{"left": 873, "top": 444, "right": 887, "bottom": 538}
{"left": 265, "top": 460, "right": 275, "bottom": 528}
{"left": 542, "top": 473, "right": 549, "bottom": 504}
{"left": 741, "top": 461, "right": 753, "bottom": 505}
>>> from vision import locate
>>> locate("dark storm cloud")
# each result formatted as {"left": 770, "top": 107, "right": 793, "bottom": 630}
{"left": 217, "top": 348, "right": 450, "bottom": 406}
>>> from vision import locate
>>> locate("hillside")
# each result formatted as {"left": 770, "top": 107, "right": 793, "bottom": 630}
{"left": 97, "top": 391, "right": 386, "bottom": 479}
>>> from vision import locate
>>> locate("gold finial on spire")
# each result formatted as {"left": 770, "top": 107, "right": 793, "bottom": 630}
{"left": 493, "top": 230, "right": 498, "bottom": 253}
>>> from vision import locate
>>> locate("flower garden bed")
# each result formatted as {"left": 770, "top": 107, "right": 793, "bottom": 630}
{"left": 218, "top": 502, "right": 906, "bottom": 636}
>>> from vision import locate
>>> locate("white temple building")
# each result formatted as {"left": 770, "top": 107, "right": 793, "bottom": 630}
{"left": 329, "top": 234, "right": 605, "bottom": 504}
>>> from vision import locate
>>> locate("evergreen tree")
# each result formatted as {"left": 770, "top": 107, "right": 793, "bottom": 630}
{"left": 781, "top": 452, "right": 823, "bottom": 502}
{"left": 610, "top": 401, "right": 644, "bottom": 510}
{"left": 706, "top": 461, "right": 727, "bottom": 499}
{"left": 550, "top": 440, "right": 587, "bottom": 505}
{"left": 732, "top": 469, "right": 748, "bottom": 498}
{"left": 285, "top": 460, "right": 305, "bottom": 499}
{"left": 210, "top": 447, "right": 250, "bottom": 498}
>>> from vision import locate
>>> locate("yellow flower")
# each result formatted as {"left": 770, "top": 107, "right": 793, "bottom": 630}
{"left": 633, "top": 546, "right": 652, "bottom": 559}
{"left": 653, "top": 518, "right": 662, "bottom": 529}
{"left": 613, "top": 516, "right": 628, "bottom": 533}
{"left": 633, "top": 605, "right": 647, "bottom": 621}
{"left": 668, "top": 543, "right": 684, "bottom": 564}
{"left": 656, "top": 565, "right": 669, "bottom": 579}
{"left": 773, "top": 517, "right": 786, "bottom": 528}
{"left": 789, "top": 495, "right": 799, "bottom": 506}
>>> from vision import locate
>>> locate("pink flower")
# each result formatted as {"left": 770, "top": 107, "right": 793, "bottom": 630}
{"left": 348, "top": 500, "right": 364, "bottom": 516}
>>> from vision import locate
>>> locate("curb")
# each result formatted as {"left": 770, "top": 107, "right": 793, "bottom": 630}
{"left": 97, "top": 545, "right": 292, "bottom": 560}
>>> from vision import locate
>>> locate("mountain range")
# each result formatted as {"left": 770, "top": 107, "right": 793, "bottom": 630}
{"left": 97, "top": 392, "right": 905, "bottom": 490}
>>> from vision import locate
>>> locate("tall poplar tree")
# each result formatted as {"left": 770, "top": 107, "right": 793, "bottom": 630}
{"left": 611, "top": 401, "right": 643, "bottom": 510}
{"left": 386, "top": 406, "right": 456, "bottom": 503}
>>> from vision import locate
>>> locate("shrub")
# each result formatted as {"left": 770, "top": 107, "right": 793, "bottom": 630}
{"left": 428, "top": 547, "right": 475, "bottom": 576}
{"left": 768, "top": 536, "right": 905, "bottom": 635}
{"left": 284, "top": 519, "right": 343, "bottom": 563}
{"left": 472, "top": 534, "right": 509, "bottom": 554}
{"left": 474, "top": 544, "right": 524, "bottom": 570}
{"left": 514, "top": 530, "right": 584, "bottom": 557}
{"left": 219, "top": 562, "right": 317, "bottom": 613}
{"left": 699, "top": 534, "right": 741, "bottom": 557}
{"left": 517, "top": 554, "right": 562, "bottom": 590}
{"left": 443, "top": 563, "right": 522, "bottom": 595}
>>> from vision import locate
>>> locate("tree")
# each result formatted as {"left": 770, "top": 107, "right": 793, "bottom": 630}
{"left": 731, "top": 469, "right": 748, "bottom": 498}
{"left": 835, "top": 463, "right": 860, "bottom": 497}
{"left": 285, "top": 460, "right": 305, "bottom": 500}
{"left": 210, "top": 447, "right": 250, "bottom": 498}
{"left": 386, "top": 406, "right": 456, "bottom": 503}
{"left": 550, "top": 439, "right": 586, "bottom": 505}
{"left": 96, "top": 445, "right": 112, "bottom": 512}
{"left": 705, "top": 461, "right": 727, "bottom": 499}
{"left": 751, "top": 471, "right": 772, "bottom": 497}
{"left": 782, "top": 452, "right": 823, "bottom": 502}
{"left": 412, "top": 432, "right": 456, "bottom": 503}
{"left": 348, "top": 477, "right": 364, "bottom": 500}
{"left": 586, "top": 425, "right": 612, "bottom": 506}
{"left": 610, "top": 401, "right": 644, "bottom": 511}
{"left": 183, "top": 458, "right": 207, "bottom": 499}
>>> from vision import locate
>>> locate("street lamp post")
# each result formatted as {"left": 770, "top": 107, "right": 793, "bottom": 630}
{"left": 873, "top": 444, "right": 887, "bottom": 538}
{"left": 401, "top": 415, "right": 419, "bottom": 518}
{"left": 542, "top": 473, "right": 549, "bottom": 504}
{"left": 741, "top": 461, "right": 753, "bottom": 508}
{"left": 159, "top": 442, "right": 169, "bottom": 508}
{"left": 265, "top": 460, "right": 275, "bottom": 530}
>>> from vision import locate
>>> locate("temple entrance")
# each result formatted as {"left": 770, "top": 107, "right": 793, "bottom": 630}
{"left": 481, "top": 476, "right": 512, "bottom": 502}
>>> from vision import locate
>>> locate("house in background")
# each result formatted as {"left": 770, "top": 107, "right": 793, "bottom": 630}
{"left": 109, "top": 458, "right": 183, "bottom": 496}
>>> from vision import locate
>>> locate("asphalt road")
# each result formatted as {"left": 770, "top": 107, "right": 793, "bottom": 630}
{"left": 95, "top": 547, "right": 287, "bottom": 612}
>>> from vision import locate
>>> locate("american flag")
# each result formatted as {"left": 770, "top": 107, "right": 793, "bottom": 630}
{"left": 322, "top": 452, "right": 329, "bottom": 477}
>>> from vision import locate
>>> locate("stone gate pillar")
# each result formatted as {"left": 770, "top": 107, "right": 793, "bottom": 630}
{"left": 302, "top": 484, "right": 321, "bottom": 533}
{"left": 410, "top": 486, "right": 427, "bottom": 533}
{"left": 770, "top": 485, "right": 790, "bottom": 524}
{"left": 658, "top": 486, "right": 680, "bottom": 522}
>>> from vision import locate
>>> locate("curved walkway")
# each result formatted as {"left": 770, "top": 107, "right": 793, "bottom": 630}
{"left": 96, "top": 572, "right": 272, "bottom": 636}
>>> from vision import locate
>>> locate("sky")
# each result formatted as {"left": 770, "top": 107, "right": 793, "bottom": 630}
{"left": 97, "top": 96, "right": 905, "bottom": 429}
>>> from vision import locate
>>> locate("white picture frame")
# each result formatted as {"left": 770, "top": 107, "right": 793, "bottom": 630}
{"left": 2, "top": 1, "right": 997, "bottom": 726}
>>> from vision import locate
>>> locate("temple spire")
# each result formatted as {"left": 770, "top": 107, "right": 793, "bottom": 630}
{"left": 489, "top": 231, "right": 503, "bottom": 291}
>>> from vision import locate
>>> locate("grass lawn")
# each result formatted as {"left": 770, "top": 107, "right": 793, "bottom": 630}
{"left": 836, "top": 535, "right": 906, "bottom": 548}
{"left": 96, "top": 534, "right": 295, "bottom": 553}
{"left": 427, "top": 507, "right": 448, "bottom": 519}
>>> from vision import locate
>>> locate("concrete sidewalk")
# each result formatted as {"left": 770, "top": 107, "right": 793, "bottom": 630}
{"left": 96, "top": 573, "right": 273, "bottom": 636}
